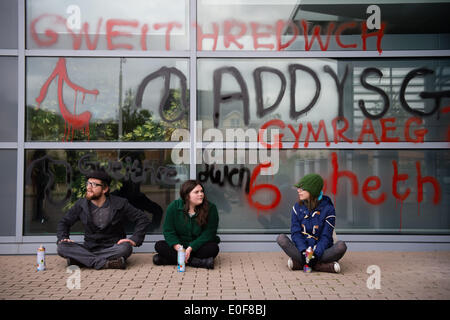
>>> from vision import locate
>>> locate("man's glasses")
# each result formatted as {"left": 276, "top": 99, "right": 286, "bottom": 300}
{"left": 86, "top": 181, "right": 104, "bottom": 188}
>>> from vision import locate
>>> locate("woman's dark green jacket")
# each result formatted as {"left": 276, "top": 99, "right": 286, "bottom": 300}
{"left": 163, "top": 198, "right": 220, "bottom": 251}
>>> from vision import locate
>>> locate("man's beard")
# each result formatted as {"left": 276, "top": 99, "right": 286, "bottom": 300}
{"left": 86, "top": 192, "right": 101, "bottom": 201}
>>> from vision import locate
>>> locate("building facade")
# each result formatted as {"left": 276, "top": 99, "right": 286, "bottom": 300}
{"left": 0, "top": 0, "right": 449, "bottom": 254}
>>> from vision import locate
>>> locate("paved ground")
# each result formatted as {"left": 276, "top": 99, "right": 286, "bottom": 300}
{"left": 1, "top": 251, "right": 449, "bottom": 300}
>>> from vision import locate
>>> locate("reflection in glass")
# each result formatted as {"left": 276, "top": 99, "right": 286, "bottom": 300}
{"left": 24, "top": 149, "right": 189, "bottom": 235}
{"left": 197, "top": 149, "right": 450, "bottom": 234}
{"left": 0, "top": 0, "right": 18, "bottom": 49}
{"left": 26, "top": 57, "right": 189, "bottom": 142}
{"left": 0, "top": 57, "right": 18, "bottom": 142}
{"left": 197, "top": 58, "right": 450, "bottom": 142}
{"left": 197, "top": 0, "right": 450, "bottom": 51}
{"left": 26, "top": 0, "right": 189, "bottom": 51}
{"left": 0, "top": 150, "right": 17, "bottom": 236}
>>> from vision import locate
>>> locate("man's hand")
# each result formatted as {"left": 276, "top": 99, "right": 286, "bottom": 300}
{"left": 117, "top": 238, "right": 136, "bottom": 247}
{"left": 59, "top": 239, "right": 74, "bottom": 244}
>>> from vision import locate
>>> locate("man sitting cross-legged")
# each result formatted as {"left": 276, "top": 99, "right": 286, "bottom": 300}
{"left": 56, "top": 170, "right": 150, "bottom": 269}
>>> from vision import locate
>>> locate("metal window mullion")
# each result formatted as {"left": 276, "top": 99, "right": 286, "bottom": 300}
{"left": 23, "top": 142, "right": 188, "bottom": 149}
{"left": 0, "top": 143, "right": 18, "bottom": 149}
{"left": 0, "top": 49, "right": 18, "bottom": 56}
{"left": 278, "top": 142, "right": 450, "bottom": 149}
{"left": 24, "top": 49, "right": 191, "bottom": 58}
{"left": 196, "top": 50, "right": 450, "bottom": 59}
{"left": 197, "top": 142, "right": 450, "bottom": 149}
{"left": 15, "top": 0, "right": 25, "bottom": 244}
{"left": 189, "top": 0, "right": 198, "bottom": 179}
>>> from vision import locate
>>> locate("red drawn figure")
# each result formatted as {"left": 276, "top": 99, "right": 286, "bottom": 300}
{"left": 35, "top": 58, "right": 99, "bottom": 141}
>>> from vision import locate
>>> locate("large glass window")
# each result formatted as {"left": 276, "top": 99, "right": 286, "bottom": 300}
{"left": 197, "top": 58, "right": 450, "bottom": 142}
{"left": 197, "top": 0, "right": 450, "bottom": 51}
{"left": 0, "top": 150, "right": 17, "bottom": 236}
{"left": 0, "top": 57, "right": 18, "bottom": 142}
{"left": 26, "top": 57, "right": 189, "bottom": 142}
{"left": 0, "top": 0, "right": 18, "bottom": 49}
{"left": 197, "top": 149, "right": 450, "bottom": 234}
{"left": 23, "top": 149, "right": 189, "bottom": 235}
{"left": 26, "top": 0, "right": 189, "bottom": 51}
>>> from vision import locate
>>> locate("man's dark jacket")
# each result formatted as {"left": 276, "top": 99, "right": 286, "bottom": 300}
{"left": 57, "top": 195, "right": 150, "bottom": 249}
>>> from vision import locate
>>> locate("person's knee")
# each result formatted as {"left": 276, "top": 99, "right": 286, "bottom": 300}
{"left": 57, "top": 241, "right": 74, "bottom": 257}
{"left": 193, "top": 242, "right": 220, "bottom": 259}
{"left": 154, "top": 240, "right": 167, "bottom": 253}
{"left": 276, "top": 234, "right": 289, "bottom": 247}
{"left": 56, "top": 243, "right": 65, "bottom": 257}
{"left": 210, "top": 243, "right": 220, "bottom": 258}
{"left": 336, "top": 240, "right": 347, "bottom": 255}
{"left": 118, "top": 242, "right": 133, "bottom": 258}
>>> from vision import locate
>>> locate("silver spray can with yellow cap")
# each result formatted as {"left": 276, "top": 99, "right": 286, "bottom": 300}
{"left": 37, "top": 245, "right": 46, "bottom": 271}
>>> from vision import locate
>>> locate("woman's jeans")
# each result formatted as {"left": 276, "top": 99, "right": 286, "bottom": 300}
{"left": 277, "top": 234, "right": 347, "bottom": 265}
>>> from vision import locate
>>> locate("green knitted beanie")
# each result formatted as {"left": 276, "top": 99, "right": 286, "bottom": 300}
{"left": 294, "top": 173, "right": 324, "bottom": 197}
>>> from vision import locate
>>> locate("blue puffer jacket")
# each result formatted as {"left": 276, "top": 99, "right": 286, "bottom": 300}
{"left": 290, "top": 195, "right": 336, "bottom": 260}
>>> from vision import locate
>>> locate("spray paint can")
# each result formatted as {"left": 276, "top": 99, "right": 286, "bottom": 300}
{"left": 177, "top": 246, "right": 186, "bottom": 272}
{"left": 37, "top": 245, "right": 46, "bottom": 271}
{"left": 303, "top": 246, "right": 314, "bottom": 273}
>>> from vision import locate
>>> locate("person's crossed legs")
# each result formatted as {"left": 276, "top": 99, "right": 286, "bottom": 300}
{"left": 57, "top": 241, "right": 133, "bottom": 270}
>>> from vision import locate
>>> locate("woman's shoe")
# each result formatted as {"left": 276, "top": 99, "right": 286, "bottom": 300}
{"left": 188, "top": 257, "right": 214, "bottom": 269}
{"left": 287, "top": 258, "right": 303, "bottom": 271}
{"left": 313, "top": 261, "right": 341, "bottom": 273}
{"left": 153, "top": 254, "right": 170, "bottom": 265}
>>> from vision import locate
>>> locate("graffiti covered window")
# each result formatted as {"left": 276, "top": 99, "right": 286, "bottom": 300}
{"left": 0, "top": 57, "right": 18, "bottom": 142}
{"left": 198, "top": 58, "right": 450, "bottom": 142}
{"left": 26, "top": 0, "right": 189, "bottom": 51}
{"left": 3, "top": 0, "right": 448, "bottom": 242}
{"left": 0, "top": 150, "right": 17, "bottom": 236}
{"left": 26, "top": 57, "right": 189, "bottom": 142}
{"left": 0, "top": 0, "right": 18, "bottom": 49}
{"left": 23, "top": 149, "right": 189, "bottom": 235}
{"left": 197, "top": 149, "right": 450, "bottom": 234}
{"left": 197, "top": 0, "right": 450, "bottom": 51}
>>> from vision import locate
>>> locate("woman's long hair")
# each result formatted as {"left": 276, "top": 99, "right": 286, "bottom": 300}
{"left": 299, "top": 196, "right": 319, "bottom": 212}
{"left": 179, "top": 180, "right": 209, "bottom": 227}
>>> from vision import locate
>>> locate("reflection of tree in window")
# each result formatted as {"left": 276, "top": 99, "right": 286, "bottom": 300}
{"left": 27, "top": 64, "right": 189, "bottom": 142}
{"left": 121, "top": 88, "right": 188, "bottom": 141}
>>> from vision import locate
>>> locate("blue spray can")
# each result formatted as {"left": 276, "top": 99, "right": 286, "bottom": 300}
{"left": 177, "top": 246, "right": 186, "bottom": 272}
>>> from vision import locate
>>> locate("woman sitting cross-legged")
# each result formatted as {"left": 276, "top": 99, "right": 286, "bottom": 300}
{"left": 277, "top": 173, "right": 347, "bottom": 273}
{"left": 153, "top": 180, "right": 220, "bottom": 269}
